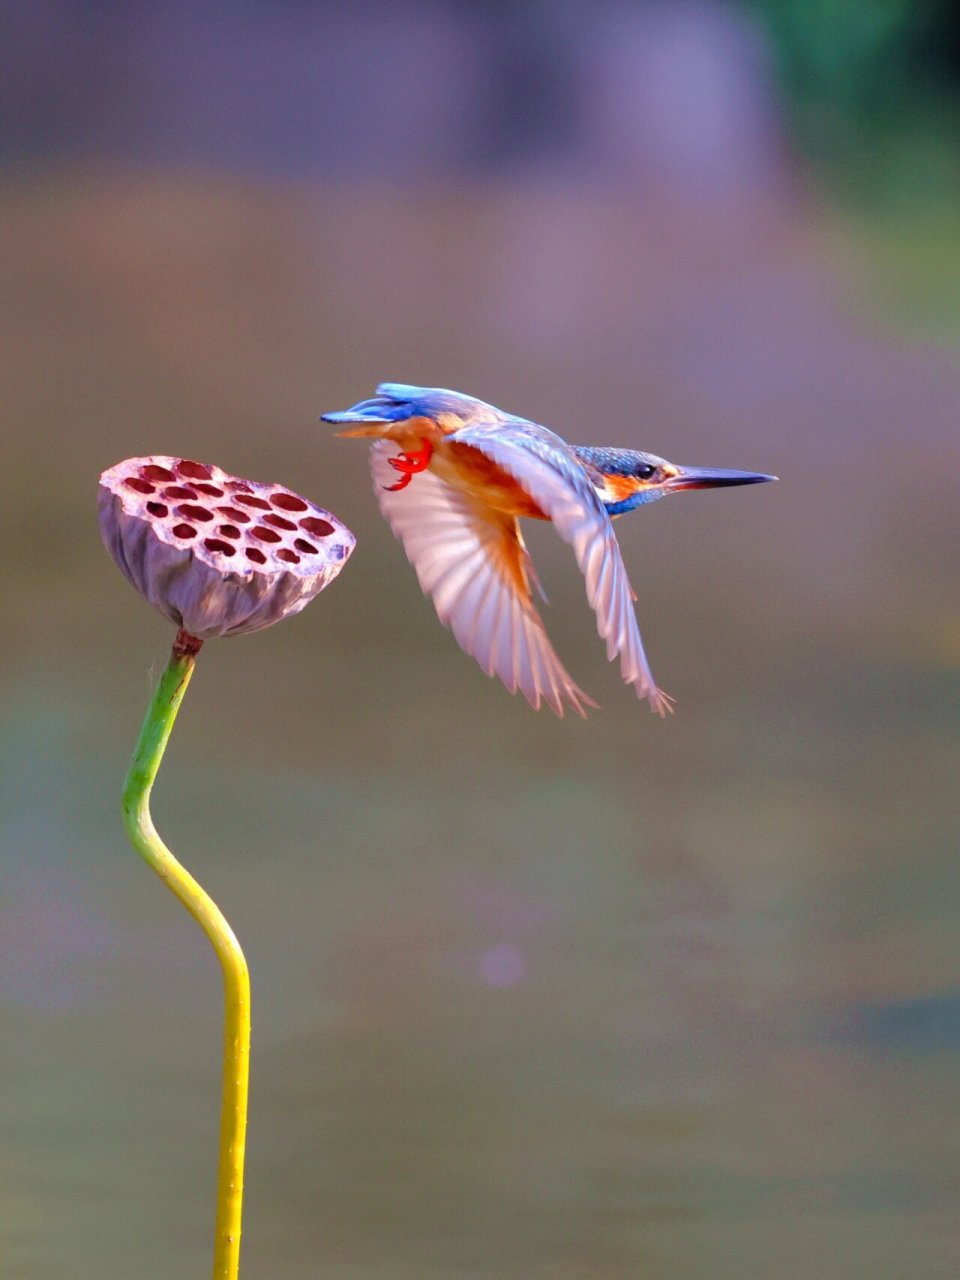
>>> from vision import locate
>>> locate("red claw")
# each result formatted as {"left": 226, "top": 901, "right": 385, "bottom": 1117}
{"left": 382, "top": 441, "right": 433, "bottom": 492}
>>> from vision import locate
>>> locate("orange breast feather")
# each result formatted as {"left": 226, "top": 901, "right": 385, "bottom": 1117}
{"left": 438, "top": 441, "right": 548, "bottom": 520}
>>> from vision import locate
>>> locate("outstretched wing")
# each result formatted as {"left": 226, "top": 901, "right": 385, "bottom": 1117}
{"left": 451, "top": 424, "right": 673, "bottom": 716}
{"left": 372, "top": 443, "right": 595, "bottom": 716}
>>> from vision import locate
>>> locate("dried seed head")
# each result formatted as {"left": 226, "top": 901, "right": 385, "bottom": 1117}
{"left": 99, "top": 456, "right": 355, "bottom": 639}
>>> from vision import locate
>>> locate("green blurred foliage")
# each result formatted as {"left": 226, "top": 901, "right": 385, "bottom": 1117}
{"left": 749, "top": 0, "right": 960, "bottom": 204}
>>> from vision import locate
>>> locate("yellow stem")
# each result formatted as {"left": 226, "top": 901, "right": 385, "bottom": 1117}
{"left": 121, "top": 632, "right": 250, "bottom": 1280}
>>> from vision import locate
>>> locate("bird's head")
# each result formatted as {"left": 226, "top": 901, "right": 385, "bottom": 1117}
{"left": 572, "top": 447, "right": 777, "bottom": 515}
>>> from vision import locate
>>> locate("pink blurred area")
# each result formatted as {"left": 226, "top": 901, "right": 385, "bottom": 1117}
{"left": 2, "top": 4, "right": 958, "bottom": 1279}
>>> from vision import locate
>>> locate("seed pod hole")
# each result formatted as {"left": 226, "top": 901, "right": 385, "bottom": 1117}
{"left": 294, "top": 538, "right": 318, "bottom": 554}
{"left": 125, "top": 477, "right": 155, "bottom": 494}
{"left": 177, "top": 460, "right": 214, "bottom": 481}
{"left": 217, "top": 505, "right": 251, "bottom": 523}
{"left": 245, "top": 547, "right": 267, "bottom": 564}
{"left": 147, "top": 501, "right": 169, "bottom": 518}
{"left": 236, "top": 495, "right": 271, "bottom": 511}
{"left": 218, "top": 524, "right": 241, "bottom": 538}
{"left": 271, "top": 492, "right": 308, "bottom": 512}
{"left": 204, "top": 538, "right": 236, "bottom": 556}
{"left": 263, "top": 513, "right": 296, "bottom": 531}
{"left": 141, "top": 464, "right": 176, "bottom": 482}
{"left": 176, "top": 504, "right": 214, "bottom": 523}
{"left": 300, "top": 516, "right": 334, "bottom": 537}
{"left": 251, "top": 526, "right": 282, "bottom": 543}
{"left": 164, "top": 485, "right": 198, "bottom": 500}
{"left": 227, "top": 480, "right": 253, "bottom": 493}
{"left": 277, "top": 549, "right": 300, "bottom": 564}
{"left": 172, "top": 523, "right": 197, "bottom": 539}
{"left": 194, "top": 482, "right": 224, "bottom": 497}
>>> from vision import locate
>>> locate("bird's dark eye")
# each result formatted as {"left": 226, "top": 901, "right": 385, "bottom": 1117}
{"left": 636, "top": 464, "right": 657, "bottom": 480}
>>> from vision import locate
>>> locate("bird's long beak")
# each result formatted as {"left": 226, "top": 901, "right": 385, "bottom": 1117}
{"left": 664, "top": 465, "right": 777, "bottom": 491}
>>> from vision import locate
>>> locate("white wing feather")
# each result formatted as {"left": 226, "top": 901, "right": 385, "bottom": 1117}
{"left": 372, "top": 443, "right": 595, "bottom": 716}
{"left": 451, "top": 425, "right": 672, "bottom": 715}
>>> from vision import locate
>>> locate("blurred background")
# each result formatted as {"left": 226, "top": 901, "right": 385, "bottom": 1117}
{"left": 2, "top": 2, "right": 958, "bottom": 1277}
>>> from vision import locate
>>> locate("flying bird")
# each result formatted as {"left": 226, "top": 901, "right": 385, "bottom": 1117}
{"left": 322, "top": 383, "right": 775, "bottom": 716}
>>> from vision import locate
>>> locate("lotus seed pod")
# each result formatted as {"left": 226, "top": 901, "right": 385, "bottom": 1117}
{"left": 99, "top": 456, "right": 355, "bottom": 639}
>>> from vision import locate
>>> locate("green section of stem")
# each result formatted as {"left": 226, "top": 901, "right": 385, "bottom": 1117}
{"left": 121, "top": 639, "right": 250, "bottom": 1280}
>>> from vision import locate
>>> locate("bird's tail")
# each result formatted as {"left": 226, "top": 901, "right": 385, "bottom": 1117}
{"left": 321, "top": 383, "right": 503, "bottom": 428}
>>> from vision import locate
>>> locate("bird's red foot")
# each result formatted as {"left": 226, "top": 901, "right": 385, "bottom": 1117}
{"left": 383, "top": 441, "right": 434, "bottom": 491}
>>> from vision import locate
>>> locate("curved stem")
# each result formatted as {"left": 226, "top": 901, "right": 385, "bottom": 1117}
{"left": 121, "top": 630, "right": 250, "bottom": 1280}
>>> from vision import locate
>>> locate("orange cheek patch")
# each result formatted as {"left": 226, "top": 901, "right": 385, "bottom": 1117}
{"left": 605, "top": 474, "right": 642, "bottom": 503}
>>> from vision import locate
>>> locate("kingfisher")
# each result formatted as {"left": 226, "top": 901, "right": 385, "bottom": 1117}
{"left": 321, "top": 383, "right": 775, "bottom": 717}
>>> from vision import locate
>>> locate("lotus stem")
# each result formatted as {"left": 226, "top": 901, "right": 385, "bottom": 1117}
{"left": 121, "top": 628, "right": 250, "bottom": 1280}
